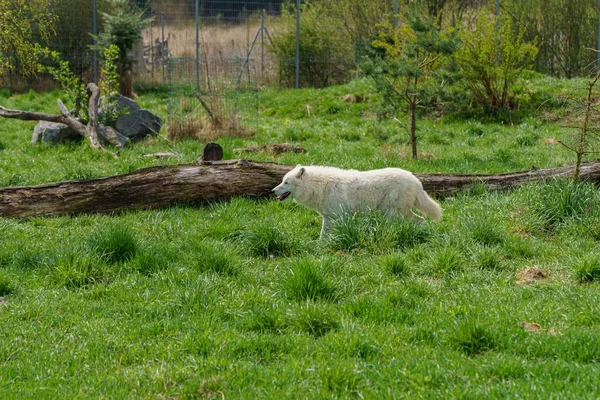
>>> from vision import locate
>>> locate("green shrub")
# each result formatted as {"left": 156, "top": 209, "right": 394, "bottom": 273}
{"left": 52, "top": 251, "right": 108, "bottom": 289}
{"left": 190, "top": 242, "right": 237, "bottom": 276}
{"left": 270, "top": 2, "right": 353, "bottom": 88}
{"left": 127, "top": 248, "right": 166, "bottom": 275}
{"left": 382, "top": 253, "right": 409, "bottom": 277}
{"left": 327, "top": 211, "right": 431, "bottom": 253}
{"left": 472, "top": 247, "right": 504, "bottom": 270}
{"left": 282, "top": 258, "right": 337, "bottom": 302}
{"left": 430, "top": 245, "right": 464, "bottom": 274}
{"left": 574, "top": 255, "right": 600, "bottom": 283}
{"left": 456, "top": 12, "right": 538, "bottom": 113}
{"left": 465, "top": 216, "right": 506, "bottom": 246}
{"left": 87, "top": 224, "right": 138, "bottom": 264}
{"left": 290, "top": 303, "right": 338, "bottom": 337}
{"left": 524, "top": 179, "right": 600, "bottom": 232}
{"left": 0, "top": 271, "right": 15, "bottom": 296}
{"left": 232, "top": 223, "right": 297, "bottom": 258}
{"left": 451, "top": 321, "right": 497, "bottom": 355}
{"left": 244, "top": 306, "right": 286, "bottom": 334}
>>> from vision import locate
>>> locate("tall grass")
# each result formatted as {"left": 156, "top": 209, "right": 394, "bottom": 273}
{"left": 521, "top": 179, "right": 600, "bottom": 232}
{"left": 87, "top": 224, "right": 138, "bottom": 264}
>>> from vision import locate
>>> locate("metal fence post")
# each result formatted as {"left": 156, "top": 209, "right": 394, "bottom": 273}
{"left": 161, "top": 13, "right": 165, "bottom": 83}
{"left": 195, "top": 0, "right": 200, "bottom": 92}
{"left": 261, "top": 11, "right": 265, "bottom": 78}
{"left": 597, "top": 0, "right": 600, "bottom": 70}
{"left": 93, "top": 0, "right": 98, "bottom": 84}
{"left": 295, "top": 0, "right": 300, "bottom": 89}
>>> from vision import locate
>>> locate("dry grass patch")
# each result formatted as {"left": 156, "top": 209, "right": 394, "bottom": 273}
{"left": 516, "top": 266, "right": 549, "bottom": 285}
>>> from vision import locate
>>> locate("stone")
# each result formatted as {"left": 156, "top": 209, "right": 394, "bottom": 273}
{"left": 31, "top": 121, "right": 83, "bottom": 145}
{"left": 111, "top": 95, "right": 162, "bottom": 141}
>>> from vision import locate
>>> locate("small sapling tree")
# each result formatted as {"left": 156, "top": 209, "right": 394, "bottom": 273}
{"left": 92, "top": 0, "right": 153, "bottom": 98}
{"left": 361, "top": 5, "right": 457, "bottom": 159}
{"left": 555, "top": 70, "right": 600, "bottom": 179}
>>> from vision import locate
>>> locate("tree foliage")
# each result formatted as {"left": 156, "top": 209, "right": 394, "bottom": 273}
{"left": 455, "top": 12, "right": 537, "bottom": 113}
{"left": 37, "top": 44, "right": 122, "bottom": 125}
{"left": 502, "top": 0, "right": 597, "bottom": 78}
{"left": 270, "top": 1, "right": 355, "bottom": 88}
{"left": 92, "top": 0, "right": 152, "bottom": 97}
{"left": 49, "top": 0, "right": 111, "bottom": 79}
{"left": 0, "top": 0, "right": 55, "bottom": 83}
{"left": 361, "top": 5, "right": 457, "bottom": 159}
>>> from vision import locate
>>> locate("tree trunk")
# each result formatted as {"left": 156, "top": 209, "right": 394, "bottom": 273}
{"left": 409, "top": 100, "right": 417, "bottom": 159}
{"left": 0, "top": 160, "right": 598, "bottom": 219}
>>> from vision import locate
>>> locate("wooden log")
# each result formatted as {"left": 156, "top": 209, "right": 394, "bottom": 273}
{"left": 415, "top": 161, "right": 600, "bottom": 197}
{"left": 0, "top": 160, "right": 598, "bottom": 219}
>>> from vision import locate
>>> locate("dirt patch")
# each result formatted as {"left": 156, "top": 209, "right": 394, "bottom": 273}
{"left": 520, "top": 321, "right": 557, "bottom": 335}
{"left": 543, "top": 138, "right": 559, "bottom": 145}
{"left": 516, "top": 266, "right": 549, "bottom": 285}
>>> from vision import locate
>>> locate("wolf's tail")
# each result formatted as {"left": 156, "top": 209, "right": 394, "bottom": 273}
{"left": 415, "top": 189, "right": 442, "bottom": 221}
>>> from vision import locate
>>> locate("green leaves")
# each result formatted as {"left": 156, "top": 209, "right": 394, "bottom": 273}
{"left": 0, "top": 0, "right": 56, "bottom": 81}
{"left": 455, "top": 13, "right": 538, "bottom": 112}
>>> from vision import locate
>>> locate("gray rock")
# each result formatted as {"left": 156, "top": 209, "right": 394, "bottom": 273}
{"left": 31, "top": 121, "right": 83, "bottom": 145}
{"left": 112, "top": 95, "right": 162, "bottom": 140}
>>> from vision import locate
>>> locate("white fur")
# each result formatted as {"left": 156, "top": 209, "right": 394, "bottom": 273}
{"left": 272, "top": 165, "right": 442, "bottom": 237}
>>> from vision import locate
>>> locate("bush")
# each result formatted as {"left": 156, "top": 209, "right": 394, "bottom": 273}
{"left": 456, "top": 12, "right": 538, "bottom": 112}
{"left": 190, "top": 242, "right": 237, "bottom": 276}
{"left": 281, "top": 258, "right": 337, "bottom": 302}
{"left": 290, "top": 303, "right": 338, "bottom": 337}
{"left": 451, "top": 321, "right": 497, "bottom": 355}
{"left": 87, "top": 224, "right": 138, "bottom": 264}
{"left": 0, "top": 271, "right": 15, "bottom": 296}
{"left": 327, "top": 211, "right": 432, "bottom": 253}
{"left": 574, "top": 255, "right": 600, "bottom": 283}
{"left": 270, "top": 2, "right": 354, "bottom": 88}
{"left": 524, "top": 179, "right": 600, "bottom": 232}
{"left": 382, "top": 253, "right": 409, "bottom": 277}
{"left": 52, "top": 251, "right": 108, "bottom": 289}
{"left": 232, "top": 223, "right": 298, "bottom": 258}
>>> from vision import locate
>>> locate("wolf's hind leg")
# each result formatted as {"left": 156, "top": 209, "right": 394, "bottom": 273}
{"left": 409, "top": 211, "right": 425, "bottom": 224}
{"left": 320, "top": 216, "right": 334, "bottom": 238}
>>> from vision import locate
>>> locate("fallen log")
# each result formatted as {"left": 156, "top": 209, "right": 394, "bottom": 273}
{"left": 0, "top": 160, "right": 598, "bottom": 219}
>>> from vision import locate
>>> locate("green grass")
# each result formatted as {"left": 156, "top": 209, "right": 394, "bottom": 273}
{"left": 0, "top": 76, "right": 600, "bottom": 398}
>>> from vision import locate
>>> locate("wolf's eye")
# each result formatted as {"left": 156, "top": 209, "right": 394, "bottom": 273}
{"left": 285, "top": 181, "right": 289, "bottom": 184}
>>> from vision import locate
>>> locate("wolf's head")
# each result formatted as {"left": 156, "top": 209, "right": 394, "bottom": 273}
{"left": 271, "top": 165, "right": 306, "bottom": 201}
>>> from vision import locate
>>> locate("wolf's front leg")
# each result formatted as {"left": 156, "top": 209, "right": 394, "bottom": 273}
{"left": 320, "top": 216, "right": 333, "bottom": 238}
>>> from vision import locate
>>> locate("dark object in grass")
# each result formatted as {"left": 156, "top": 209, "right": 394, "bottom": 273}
{"left": 201, "top": 142, "right": 223, "bottom": 161}
{"left": 0, "top": 160, "right": 599, "bottom": 219}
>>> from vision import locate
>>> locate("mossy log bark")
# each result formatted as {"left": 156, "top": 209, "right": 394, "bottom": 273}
{"left": 0, "top": 160, "right": 598, "bottom": 219}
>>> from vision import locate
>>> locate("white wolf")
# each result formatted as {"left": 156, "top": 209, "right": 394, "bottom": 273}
{"left": 272, "top": 165, "right": 442, "bottom": 237}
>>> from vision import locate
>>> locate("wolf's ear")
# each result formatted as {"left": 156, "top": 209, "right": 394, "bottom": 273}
{"left": 296, "top": 167, "right": 305, "bottom": 179}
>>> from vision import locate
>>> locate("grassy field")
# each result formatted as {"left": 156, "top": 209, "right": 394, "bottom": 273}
{"left": 1, "top": 76, "right": 600, "bottom": 398}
